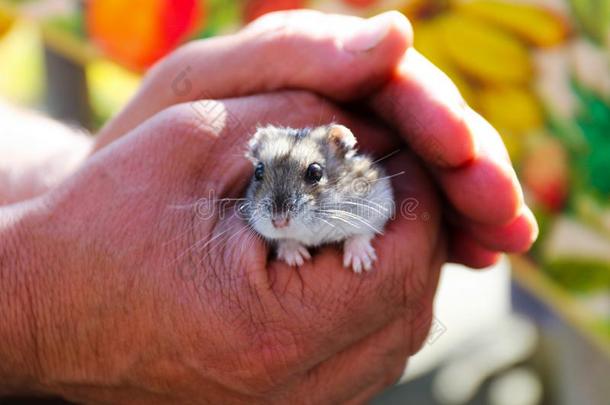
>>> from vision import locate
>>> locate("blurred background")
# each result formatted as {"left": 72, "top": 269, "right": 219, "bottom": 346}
{"left": 0, "top": 0, "right": 608, "bottom": 404}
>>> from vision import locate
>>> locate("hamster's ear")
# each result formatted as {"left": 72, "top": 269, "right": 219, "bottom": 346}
{"left": 327, "top": 125, "right": 357, "bottom": 157}
{"left": 245, "top": 127, "right": 266, "bottom": 163}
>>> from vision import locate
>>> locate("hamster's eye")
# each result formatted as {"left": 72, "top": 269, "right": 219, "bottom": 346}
{"left": 254, "top": 162, "right": 264, "bottom": 181}
{"left": 305, "top": 163, "right": 323, "bottom": 183}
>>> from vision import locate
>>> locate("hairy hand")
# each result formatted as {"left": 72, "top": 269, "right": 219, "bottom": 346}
{"left": 94, "top": 10, "right": 537, "bottom": 269}
{"left": 22, "top": 92, "right": 443, "bottom": 404}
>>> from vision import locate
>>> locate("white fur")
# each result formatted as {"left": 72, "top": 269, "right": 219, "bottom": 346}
{"left": 250, "top": 175, "right": 394, "bottom": 272}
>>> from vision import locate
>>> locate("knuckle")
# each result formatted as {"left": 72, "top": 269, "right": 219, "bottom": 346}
{"left": 409, "top": 307, "right": 434, "bottom": 354}
{"left": 276, "top": 91, "right": 326, "bottom": 113}
{"left": 290, "top": 91, "right": 326, "bottom": 108}
{"left": 230, "top": 280, "right": 305, "bottom": 395}
{"left": 261, "top": 91, "right": 333, "bottom": 129}
{"left": 376, "top": 252, "right": 416, "bottom": 310}
{"left": 404, "top": 259, "right": 429, "bottom": 304}
{"left": 259, "top": 25, "right": 335, "bottom": 57}
{"left": 156, "top": 103, "right": 221, "bottom": 142}
{"left": 240, "top": 327, "right": 302, "bottom": 394}
{"left": 244, "top": 12, "right": 340, "bottom": 58}
{"left": 384, "top": 237, "right": 431, "bottom": 310}
{"left": 245, "top": 9, "right": 322, "bottom": 34}
{"left": 245, "top": 15, "right": 300, "bottom": 44}
{"left": 384, "top": 10, "right": 414, "bottom": 46}
{"left": 383, "top": 361, "right": 406, "bottom": 387}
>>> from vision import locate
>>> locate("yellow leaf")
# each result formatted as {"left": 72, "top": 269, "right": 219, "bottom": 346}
{"left": 413, "top": 21, "right": 447, "bottom": 67}
{"left": 87, "top": 60, "right": 140, "bottom": 122}
{"left": 440, "top": 65, "right": 479, "bottom": 108}
{"left": 498, "top": 129, "right": 523, "bottom": 162}
{"left": 400, "top": 0, "right": 430, "bottom": 20}
{"left": 458, "top": 0, "right": 569, "bottom": 47}
{"left": 478, "top": 86, "right": 543, "bottom": 133}
{"left": 437, "top": 12, "right": 532, "bottom": 84}
{"left": 0, "top": 10, "right": 13, "bottom": 38}
{"left": 414, "top": 21, "right": 478, "bottom": 107}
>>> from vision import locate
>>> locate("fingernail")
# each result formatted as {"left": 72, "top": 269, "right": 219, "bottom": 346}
{"left": 463, "top": 106, "right": 482, "bottom": 159}
{"left": 523, "top": 206, "right": 539, "bottom": 245}
{"left": 343, "top": 13, "right": 392, "bottom": 52}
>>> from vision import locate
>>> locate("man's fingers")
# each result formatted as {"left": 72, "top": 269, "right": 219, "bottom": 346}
{"left": 96, "top": 10, "right": 412, "bottom": 150}
{"left": 461, "top": 206, "right": 539, "bottom": 253}
{"left": 147, "top": 92, "right": 440, "bottom": 386}
{"left": 126, "top": 92, "right": 442, "bottom": 392}
{"left": 299, "top": 246, "right": 441, "bottom": 404}
{"left": 447, "top": 226, "right": 502, "bottom": 269}
{"left": 124, "top": 91, "right": 397, "bottom": 190}
{"left": 434, "top": 108, "right": 524, "bottom": 225}
{"left": 444, "top": 206, "right": 536, "bottom": 267}
{"left": 370, "top": 49, "right": 476, "bottom": 168}
{"left": 433, "top": 108, "right": 536, "bottom": 261}
{"left": 302, "top": 317, "right": 413, "bottom": 404}
{"left": 240, "top": 10, "right": 412, "bottom": 99}
{"left": 371, "top": 51, "right": 528, "bottom": 227}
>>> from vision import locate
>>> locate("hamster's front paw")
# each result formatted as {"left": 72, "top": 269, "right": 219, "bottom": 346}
{"left": 343, "top": 234, "right": 377, "bottom": 273}
{"left": 277, "top": 240, "right": 311, "bottom": 267}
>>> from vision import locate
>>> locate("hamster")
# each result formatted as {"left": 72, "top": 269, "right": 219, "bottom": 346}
{"left": 244, "top": 124, "right": 394, "bottom": 273}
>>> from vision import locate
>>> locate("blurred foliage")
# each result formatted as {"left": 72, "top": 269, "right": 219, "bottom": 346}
{"left": 87, "top": 60, "right": 140, "bottom": 129}
{"left": 0, "top": 7, "right": 13, "bottom": 36}
{"left": 547, "top": 259, "right": 610, "bottom": 292}
{"left": 572, "top": 81, "right": 610, "bottom": 197}
{"left": 0, "top": 0, "right": 608, "bottom": 308}
{"left": 0, "top": 19, "right": 44, "bottom": 105}
{"left": 569, "top": 0, "right": 610, "bottom": 44}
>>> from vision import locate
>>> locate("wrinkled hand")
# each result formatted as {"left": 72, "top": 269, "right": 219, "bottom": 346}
{"left": 94, "top": 10, "right": 537, "bottom": 269}
{"left": 21, "top": 92, "right": 443, "bottom": 404}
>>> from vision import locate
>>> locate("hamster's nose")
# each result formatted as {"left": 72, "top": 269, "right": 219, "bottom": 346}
{"left": 272, "top": 215, "right": 290, "bottom": 229}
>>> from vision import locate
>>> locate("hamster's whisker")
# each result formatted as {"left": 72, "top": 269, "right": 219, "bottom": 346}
{"left": 177, "top": 212, "right": 261, "bottom": 266}
{"left": 371, "top": 149, "right": 401, "bottom": 165}
{"left": 197, "top": 221, "right": 258, "bottom": 266}
{"left": 322, "top": 201, "right": 387, "bottom": 216}
{"left": 318, "top": 213, "right": 360, "bottom": 229}
{"left": 346, "top": 196, "right": 389, "bottom": 211}
{"left": 164, "top": 202, "right": 237, "bottom": 250}
{"left": 224, "top": 224, "right": 255, "bottom": 246}
{"left": 320, "top": 169, "right": 404, "bottom": 190}
{"left": 370, "top": 171, "right": 406, "bottom": 183}
{"left": 191, "top": 227, "right": 237, "bottom": 253}
{"left": 316, "top": 209, "right": 382, "bottom": 234}
{"left": 316, "top": 209, "right": 378, "bottom": 232}
{"left": 318, "top": 201, "right": 388, "bottom": 217}
{"left": 162, "top": 223, "right": 196, "bottom": 247}
{"left": 314, "top": 216, "right": 337, "bottom": 229}
{"left": 196, "top": 229, "right": 247, "bottom": 267}
{"left": 167, "top": 198, "right": 248, "bottom": 209}
{"left": 173, "top": 227, "right": 234, "bottom": 265}
{"left": 315, "top": 209, "right": 365, "bottom": 229}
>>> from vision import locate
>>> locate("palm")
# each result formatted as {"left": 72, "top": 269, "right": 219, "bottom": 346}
{"left": 39, "top": 94, "right": 443, "bottom": 403}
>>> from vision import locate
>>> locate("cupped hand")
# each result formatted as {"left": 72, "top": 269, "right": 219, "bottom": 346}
{"left": 93, "top": 10, "right": 537, "bottom": 269}
{"left": 24, "top": 92, "right": 443, "bottom": 404}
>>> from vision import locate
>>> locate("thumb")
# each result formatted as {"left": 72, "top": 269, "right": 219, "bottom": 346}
{"left": 96, "top": 10, "right": 412, "bottom": 150}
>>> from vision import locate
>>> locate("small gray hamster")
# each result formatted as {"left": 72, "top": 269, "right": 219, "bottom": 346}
{"left": 244, "top": 124, "right": 394, "bottom": 273}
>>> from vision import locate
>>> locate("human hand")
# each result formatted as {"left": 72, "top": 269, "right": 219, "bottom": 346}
{"left": 6, "top": 92, "right": 443, "bottom": 404}
{"left": 94, "top": 10, "right": 537, "bottom": 269}
{"left": 0, "top": 101, "right": 92, "bottom": 204}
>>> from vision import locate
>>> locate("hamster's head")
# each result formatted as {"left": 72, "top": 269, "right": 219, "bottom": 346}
{"left": 244, "top": 124, "right": 358, "bottom": 240}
